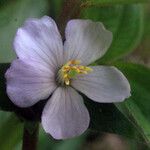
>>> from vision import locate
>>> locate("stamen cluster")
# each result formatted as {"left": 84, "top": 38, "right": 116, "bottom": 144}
{"left": 60, "top": 60, "right": 93, "bottom": 85}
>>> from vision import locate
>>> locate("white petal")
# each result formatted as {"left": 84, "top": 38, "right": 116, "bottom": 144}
{"left": 72, "top": 66, "right": 131, "bottom": 103}
{"left": 5, "top": 59, "right": 57, "bottom": 107}
{"left": 64, "top": 19, "right": 112, "bottom": 65}
{"left": 14, "top": 16, "right": 63, "bottom": 69}
{"left": 42, "top": 87, "right": 90, "bottom": 139}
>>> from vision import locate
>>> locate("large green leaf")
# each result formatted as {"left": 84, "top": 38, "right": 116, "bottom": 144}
{"left": 0, "top": 111, "right": 23, "bottom": 150}
{"left": 114, "top": 63, "right": 150, "bottom": 147}
{"left": 85, "top": 98, "right": 136, "bottom": 139}
{"left": 0, "top": 0, "right": 49, "bottom": 63}
{"left": 81, "top": 4, "right": 143, "bottom": 63}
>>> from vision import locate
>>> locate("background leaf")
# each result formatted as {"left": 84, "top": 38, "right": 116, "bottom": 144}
{"left": 0, "top": 111, "right": 23, "bottom": 150}
{"left": 0, "top": 0, "right": 49, "bottom": 63}
{"left": 81, "top": 4, "right": 144, "bottom": 63}
{"left": 38, "top": 127, "right": 86, "bottom": 150}
{"left": 114, "top": 63, "right": 150, "bottom": 147}
{"left": 85, "top": 99, "right": 136, "bottom": 139}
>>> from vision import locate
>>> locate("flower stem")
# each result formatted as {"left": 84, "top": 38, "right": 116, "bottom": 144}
{"left": 22, "top": 121, "right": 39, "bottom": 150}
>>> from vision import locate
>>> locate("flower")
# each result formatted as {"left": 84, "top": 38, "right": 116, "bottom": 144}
{"left": 5, "top": 16, "right": 131, "bottom": 139}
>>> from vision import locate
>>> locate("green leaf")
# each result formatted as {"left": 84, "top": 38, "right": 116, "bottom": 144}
{"left": 0, "top": 111, "right": 23, "bottom": 150}
{"left": 38, "top": 127, "right": 57, "bottom": 150}
{"left": 49, "top": 0, "right": 63, "bottom": 19}
{"left": 81, "top": 0, "right": 148, "bottom": 6}
{"left": 114, "top": 63, "right": 150, "bottom": 147}
{"left": 85, "top": 99, "right": 136, "bottom": 139}
{"left": 38, "top": 127, "right": 86, "bottom": 150}
{"left": 81, "top": 4, "right": 144, "bottom": 63}
{"left": 53, "top": 135, "right": 85, "bottom": 150}
{"left": 0, "top": 0, "right": 49, "bottom": 63}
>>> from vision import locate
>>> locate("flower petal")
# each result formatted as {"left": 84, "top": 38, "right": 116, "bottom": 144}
{"left": 64, "top": 19, "right": 112, "bottom": 65}
{"left": 14, "top": 16, "right": 63, "bottom": 68}
{"left": 5, "top": 59, "right": 56, "bottom": 107}
{"left": 72, "top": 66, "right": 131, "bottom": 103}
{"left": 42, "top": 87, "right": 90, "bottom": 139}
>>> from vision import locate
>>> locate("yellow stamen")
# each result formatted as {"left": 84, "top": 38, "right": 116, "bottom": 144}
{"left": 63, "top": 74, "right": 68, "bottom": 78}
{"left": 59, "top": 59, "right": 93, "bottom": 86}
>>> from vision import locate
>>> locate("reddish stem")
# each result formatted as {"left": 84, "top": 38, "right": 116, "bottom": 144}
{"left": 22, "top": 122, "right": 39, "bottom": 150}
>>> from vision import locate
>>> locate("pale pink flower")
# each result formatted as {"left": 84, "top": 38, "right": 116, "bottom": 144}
{"left": 5, "top": 16, "right": 130, "bottom": 139}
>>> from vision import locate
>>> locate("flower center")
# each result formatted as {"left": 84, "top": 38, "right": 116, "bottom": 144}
{"left": 57, "top": 60, "right": 93, "bottom": 86}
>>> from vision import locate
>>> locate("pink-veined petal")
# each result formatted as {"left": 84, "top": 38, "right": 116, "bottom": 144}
{"left": 5, "top": 59, "right": 57, "bottom": 107}
{"left": 42, "top": 87, "right": 90, "bottom": 139}
{"left": 64, "top": 19, "right": 112, "bottom": 65}
{"left": 14, "top": 16, "right": 63, "bottom": 69}
{"left": 72, "top": 66, "right": 131, "bottom": 103}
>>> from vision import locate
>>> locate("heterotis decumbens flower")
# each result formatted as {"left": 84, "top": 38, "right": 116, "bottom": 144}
{"left": 5, "top": 16, "right": 131, "bottom": 139}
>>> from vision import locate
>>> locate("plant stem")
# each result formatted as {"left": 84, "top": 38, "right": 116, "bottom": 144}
{"left": 22, "top": 122, "right": 39, "bottom": 150}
